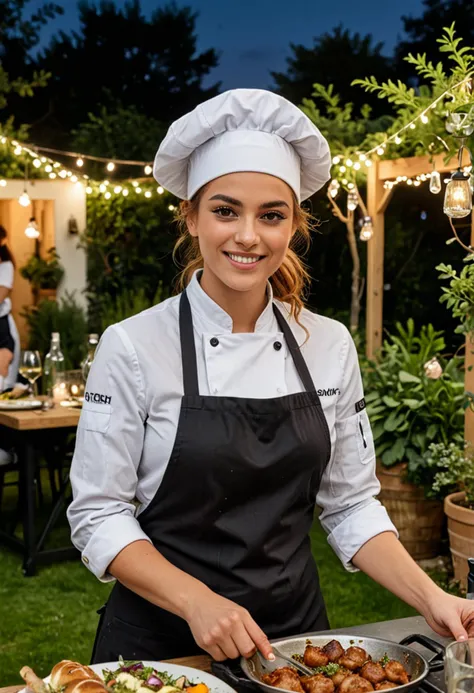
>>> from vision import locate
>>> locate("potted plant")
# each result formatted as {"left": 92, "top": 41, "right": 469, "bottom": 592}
{"left": 20, "top": 247, "right": 65, "bottom": 301}
{"left": 363, "top": 319, "right": 465, "bottom": 559}
{"left": 423, "top": 442, "right": 474, "bottom": 589}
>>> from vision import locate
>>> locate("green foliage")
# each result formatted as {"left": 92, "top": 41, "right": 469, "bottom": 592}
{"left": 84, "top": 190, "right": 178, "bottom": 330}
{"left": 363, "top": 320, "right": 465, "bottom": 490}
{"left": 437, "top": 256, "right": 474, "bottom": 335}
{"left": 19, "top": 248, "right": 64, "bottom": 289}
{"left": 21, "top": 294, "right": 88, "bottom": 370}
{"left": 423, "top": 441, "right": 474, "bottom": 506}
{"left": 99, "top": 283, "right": 170, "bottom": 332}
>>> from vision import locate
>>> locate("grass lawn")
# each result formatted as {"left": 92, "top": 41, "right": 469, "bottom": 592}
{"left": 0, "top": 507, "right": 417, "bottom": 686}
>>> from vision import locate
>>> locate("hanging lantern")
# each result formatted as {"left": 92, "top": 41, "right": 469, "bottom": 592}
{"left": 18, "top": 190, "right": 30, "bottom": 207}
{"left": 429, "top": 170, "right": 442, "bottom": 194}
{"left": 443, "top": 169, "right": 472, "bottom": 218}
{"left": 25, "top": 218, "right": 39, "bottom": 239}
{"left": 347, "top": 191, "right": 358, "bottom": 212}
{"left": 359, "top": 216, "right": 373, "bottom": 241}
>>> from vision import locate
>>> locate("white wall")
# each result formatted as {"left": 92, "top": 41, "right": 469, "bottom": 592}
{"left": 0, "top": 179, "right": 87, "bottom": 310}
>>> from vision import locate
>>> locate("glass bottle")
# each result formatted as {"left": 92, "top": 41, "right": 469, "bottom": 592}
{"left": 81, "top": 333, "right": 99, "bottom": 383}
{"left": 43, "top": 332, "right": 66, "bottom": 404}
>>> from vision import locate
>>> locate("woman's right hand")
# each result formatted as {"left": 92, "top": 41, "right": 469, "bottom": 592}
{"left": 183, "top": 587, "right": 274, "bottom": 662}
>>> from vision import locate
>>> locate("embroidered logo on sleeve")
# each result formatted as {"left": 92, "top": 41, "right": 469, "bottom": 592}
{"left": 85, "top": 392, "right": 112, "bottom": 405}
{"left": 355, "top": 398, "right": 366, "bottom": 413}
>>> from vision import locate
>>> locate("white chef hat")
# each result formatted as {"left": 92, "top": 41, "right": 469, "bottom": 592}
{"left": 153, "top": 88, "right": 331, "bottom": 202}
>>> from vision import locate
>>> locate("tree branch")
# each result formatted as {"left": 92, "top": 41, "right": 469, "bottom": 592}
{"left": 327, "top": 190, "right": 348, "bottom": 223}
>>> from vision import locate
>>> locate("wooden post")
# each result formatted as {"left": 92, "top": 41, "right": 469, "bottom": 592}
{"left": 465, "top": 215, "right": 474, "bottom": 447}
{"left": 366, "top": 160, "right": 389, "bottom": 359}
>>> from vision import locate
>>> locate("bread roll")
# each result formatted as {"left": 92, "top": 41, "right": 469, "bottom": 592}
{"left": 50, "top": 661, "right": 102, "bottom": 688}
{"left": 62, "top": 679, "right": 109, "bottom": 693}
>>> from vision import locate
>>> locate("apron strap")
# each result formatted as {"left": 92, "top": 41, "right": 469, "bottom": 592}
{"left": 179, "top": 290, "right": 317, "bottom": 396}
{"left": 179, "top": 291, "right": 200, "bottom": 396}
{"left": 272, "top": 304, "right": 316, "bottom": 393}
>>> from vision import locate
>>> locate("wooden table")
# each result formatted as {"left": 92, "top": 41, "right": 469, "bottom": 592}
{"left": 0, "top": 402, "right": 81, "bottom": 576}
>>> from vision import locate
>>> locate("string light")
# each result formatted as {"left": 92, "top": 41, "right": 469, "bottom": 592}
{"left": 18, "top": 191, "right": 30, "bottom": 207}
{"left": 76, "top": 158, "right": 84, "bottom": 167}
{"left": 106, "top": 162, "right": 115, "bottom": 172}
{"left": 33, "top": 158, "right": 41, "bottom": 168}
{"left": 122, "top": 189, "right": 129, "bottom": 196}
{"left": 144, "top": 165, "right": 152, "bottom": 175}
{"left": 145, "top": 191, "right": 152, "bottom": 198}
{"left": 0, "top": 180, "right": 6, "bottom": 187}
{"left": 104, "top": 191, "right": 111, "bottom": 199}
{"left": 25, "top": 218, "right": 39, "bottom": 239}
{"left": 157, "top": 186, "right": 164, "bottom": 194}
{"left": 135, "top": 187, "right": 142, "bottom": 193}
{"left": 86, "top": 186, "right": 93, "bottom": 194}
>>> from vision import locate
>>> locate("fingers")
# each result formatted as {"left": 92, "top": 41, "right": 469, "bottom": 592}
{"left": 229, "top": 617, "right": 258, "bottom": 659}
{"left": 243, "top": 611, "right": 274, "bottom": 660}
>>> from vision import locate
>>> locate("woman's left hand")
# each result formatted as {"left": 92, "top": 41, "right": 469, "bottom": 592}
{"left": 423, "top": 591, "right": 474, "bottom": 641}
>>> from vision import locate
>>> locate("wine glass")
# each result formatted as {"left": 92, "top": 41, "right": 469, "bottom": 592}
{"left": 19, "top": 350, "right": 42, "bottom": 399}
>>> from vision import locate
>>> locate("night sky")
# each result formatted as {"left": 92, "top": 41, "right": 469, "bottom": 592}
{"left": 29, "top": 0, "right": 425, "bottom": 89}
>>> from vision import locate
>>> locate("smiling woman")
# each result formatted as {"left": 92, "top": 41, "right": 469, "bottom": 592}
{"left": 68, "top": 88, "right": 474, "bottom": 670}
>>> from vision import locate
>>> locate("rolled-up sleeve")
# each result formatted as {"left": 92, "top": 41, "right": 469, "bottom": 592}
{"left": 316, "top": 325, "right": 398, "bottom": 572}
{"left": 67, "top": 324, "right": 151, "bottom": 582}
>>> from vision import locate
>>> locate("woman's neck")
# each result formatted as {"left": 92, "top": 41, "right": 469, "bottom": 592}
{"left": 199, "top": 268, "right": 268, "bottom": 333}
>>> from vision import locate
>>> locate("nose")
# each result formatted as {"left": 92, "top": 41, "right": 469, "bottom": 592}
{"left": 233, "top": 215, "right": 260, "bottom": 248}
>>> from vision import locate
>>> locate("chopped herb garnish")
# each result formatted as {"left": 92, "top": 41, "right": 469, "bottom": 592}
{"left": 314, "top": 664, "right": 340, "bottom": 677}
{"left": 380, "top": 654, "right": 390, "bottom": 666}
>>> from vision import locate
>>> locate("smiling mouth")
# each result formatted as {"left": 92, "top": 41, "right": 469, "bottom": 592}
{"left": 224, "top": 251, "right": 265, "bottom": 265}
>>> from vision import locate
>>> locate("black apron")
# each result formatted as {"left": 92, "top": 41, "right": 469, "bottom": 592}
{"left": 92, "top": 291, "right": 331, "bottom": 663}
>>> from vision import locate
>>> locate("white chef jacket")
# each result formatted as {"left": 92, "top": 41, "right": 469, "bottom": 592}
{"left": 0, "top": 261, "right": 13, "bottom": 319}
{"left": 68, "top": 271, "right": 397, "bottom": 582}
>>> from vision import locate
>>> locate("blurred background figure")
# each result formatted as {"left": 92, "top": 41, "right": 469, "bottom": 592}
{"left": 0, "top": 225, "right": 20, "bottom": 393}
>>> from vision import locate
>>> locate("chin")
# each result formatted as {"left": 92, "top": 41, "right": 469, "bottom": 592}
{"left": 215, "top": 264, "right": 270, "bottom": 294}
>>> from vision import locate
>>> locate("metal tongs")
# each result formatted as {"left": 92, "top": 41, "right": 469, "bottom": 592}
{"left": 257, "top": 646, "right": 315, "bottom": 676}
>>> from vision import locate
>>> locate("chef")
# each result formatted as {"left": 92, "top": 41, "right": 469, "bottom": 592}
{"left": 68, "top": 89, "right": 474, "bottom": 665}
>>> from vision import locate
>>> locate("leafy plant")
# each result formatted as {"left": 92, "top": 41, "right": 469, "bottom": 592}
{"left": 21, "top": 293, "right": 88, "bottom": 370}
{"left": 363, "top": 320, "right": 465, "bottom": 487}
{"left": 20, "top": 247, "right": 64, "bottom": 289}
{"left": 99, "top": 283, "right": 170, "bottom": 332}
{"left": 423, "top": 441, "right": 474, "bottom": 507}
{"left": 437, "top": 256, "right": 474, "bottom": 336}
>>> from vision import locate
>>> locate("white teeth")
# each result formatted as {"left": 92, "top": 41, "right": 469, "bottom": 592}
{"left": 228, "top": 253, "right": 259, "bottom": 264}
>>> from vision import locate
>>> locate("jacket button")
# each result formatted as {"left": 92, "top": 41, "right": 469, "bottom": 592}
{"left": 273, "top": 341, "right": 282, "bottom": 351}
{"left": 210, "top": 337, "right": 219, "bottom": 347}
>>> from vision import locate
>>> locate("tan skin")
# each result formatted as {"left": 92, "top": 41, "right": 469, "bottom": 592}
{"left": 109, "top": 172, "right": 474, "bottom": 663}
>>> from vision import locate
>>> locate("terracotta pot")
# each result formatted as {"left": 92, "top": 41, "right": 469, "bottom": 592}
{"left": 36, "top": 288, "right": 57, "bottom": 303}
{"left": 377, "top": 461, "right": 445, "bottom": 559}
{"left": 445, "top": 492, "right": 474, "bottom": 590}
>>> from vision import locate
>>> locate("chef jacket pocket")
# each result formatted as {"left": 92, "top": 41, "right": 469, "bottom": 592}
{"left": 81, "top": 403, "right": 112, "bottom": 433}
{"left": 356, "top": 409, "right": 375, "bottom": 464}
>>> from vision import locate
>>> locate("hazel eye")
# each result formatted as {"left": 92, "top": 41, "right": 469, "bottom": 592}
{"left": 262, "top": 211, "right": 286, "bottom": 222}
{"left": 213, "top": 206, "right": 237, "bottom": 218}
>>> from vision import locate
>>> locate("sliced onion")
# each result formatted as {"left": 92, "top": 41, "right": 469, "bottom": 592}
{"left": 121, "top": 663, "right": 145, "bottom": 672}
{"left": 146, "top": 675, "right": 164, "bottom": 688}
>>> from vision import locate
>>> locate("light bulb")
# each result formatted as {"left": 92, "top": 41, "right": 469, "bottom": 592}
{"left": 19, "top": 191, "right": 30, "bottom": 207}
{"left": 429, "top": 170, "right": 442, "bottom": 194}
{"left": 104, "top": 191, "right": 111, "bottom": 200}
{"left": 59, "top": 170, "right": 67, "bottom": 178}
{"left": 45, "top": 164, "right": 53, "bottom": 173}
{"left": 328, "top": 180, "right": 339, "bottom": 199}
{"left": 359, "top": 216, "right": 373, "bottom": 241}
{"left": 157, "top": 186, "right": 164, "bottom": 194}
{"left": 339, "top": 165, "right": 346, "bottom": 173}
{"left": 122, "top": 189, "right": 129, "bottom": 196}
{"left": 132, "top": 181, "right": 138, "bottom": 187}
{"left": 444, "top": 171, "right": 472, "bottom": 218}
{"left": 136, "top": 187, "right": 142, "bottom": 193}
{"left": 407, "top": 179, "right": 413, "bottom": 186}
{"left": 353, "top": 162, "right": 361, "bottom": 170}
{"left": 359, "top": 154, "right": 367, "bottom": 161}
{"left": 106, "top": 162, "right": 115, "bottom": 172}
{"left": 414, "top": 180, "right": 421, "bottom": 186}
{"left": 0, "top": 179, "right": 6, "bottom": 187}
{"left": 14, "top": 146, "right": 22, "bottom": 155}
{"left": 421, "top": 114, "right": 429, "bottom": 124}
{"left": 346, "top": 159, "right": 353, "bottom": 167}
{"left": 365, "top": 159, "right": 373, "bottom": 167}
{"left": 144, "top": 165, "right": 152, "bottom": 175}
{"left": 99, "top": 184, "right": 106, "bottom": 193}
{"left": 168, "top": 205, "right": 175, "bottom": 211}
{"left": 86, "top": 186, "right": 93, "bottom": 194}
{"left": 33, "top": 158, "right": 41, "bottom": 168}
{"left": 145, "top": 191, "right": 152, "bottom": 198}
{"left": 332, "top": 156, "right": 341, "bottom": 165}
{"left": 54, "top": 162, "right": 60, "bottom": 168}
{"left": 71, "top": 175, "right": 78, "bottom": 183}
{"left": 410, "top": 123, "right": 416, "bottom": 129}
{"left": 114, "top": 185, "right": 122, "bottom": 194}
{"left": 76, "top": 158, "right": 84, "bottom": 167}
{"left": 25, "top": 218, "right": 39, "bottom": 239}
{"left": 347, "top": 183, "right": 355, "bottom": 190}
{"left": 49, "top": 172, "right": 56, "bottom": 179}
{"left": 395, "top": 136, "right": 402, "bottom": 145}
{"left": 377, "top": 147, "right": 385, "bottom": 156}
{"left": 347, "top": 191, "right": 359, "bottom": 212}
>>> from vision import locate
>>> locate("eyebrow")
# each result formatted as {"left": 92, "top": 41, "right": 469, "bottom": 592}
{"left": 208, "top": 194, "right": 290, "bottom": 210}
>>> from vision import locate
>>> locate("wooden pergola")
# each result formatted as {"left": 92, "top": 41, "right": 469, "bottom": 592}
{"left": 365, "top": 152, "right": 474, "bottom": 442}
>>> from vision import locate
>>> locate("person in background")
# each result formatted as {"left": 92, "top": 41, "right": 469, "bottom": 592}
{"left": 0, "top": 225, "right": 19, "bottom": 392}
